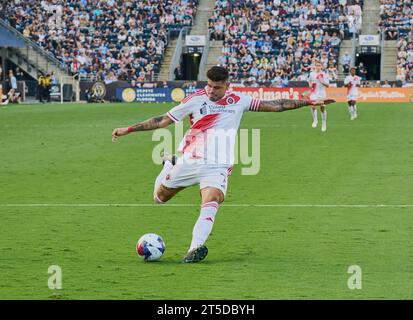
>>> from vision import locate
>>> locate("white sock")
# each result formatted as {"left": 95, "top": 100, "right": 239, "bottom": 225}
{"left": 348, "top": 106, "right": 354, "bottom": 116}
{"left": 189, "top": 201, "right": 219, "bottom": 251}
{"left": 321, "top": 110, "right": 327, "bottom": 123}
{"left": 353, "top": 104, "right": 357, "bottom": 115}
{"left": 311, "top": 108, "right": 318, "bottom": 122}
{"left": 153, "top": 161, "right": 173, "bottom": 201}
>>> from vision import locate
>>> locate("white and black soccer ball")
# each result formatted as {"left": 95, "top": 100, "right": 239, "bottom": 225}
{"left": 136, "top": 233, "right": 165, "bottom": 261}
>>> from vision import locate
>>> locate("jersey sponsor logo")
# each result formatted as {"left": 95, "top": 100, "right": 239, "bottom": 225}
{"left": 200, "top": 102, "right": 208, "bottom": 115}
{"left": 208, "top": 105, "right": 236, "bottom": 114}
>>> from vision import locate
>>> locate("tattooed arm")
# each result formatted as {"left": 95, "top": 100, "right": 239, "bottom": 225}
{"left": 258, "top": 99, "right": 335, "bottom": 112}
{"left": 112, "top": 114, "right": 173, "bottom": 142}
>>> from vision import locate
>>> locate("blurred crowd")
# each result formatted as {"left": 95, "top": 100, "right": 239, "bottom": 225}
{"left": 1, "top": 0, "right": 198, "bottom": 82}
{"left": 379, "top": 0, "right": 413, "bottom": 83}
{"left": 209, "top": 0, "right": 363, "bottom": 86}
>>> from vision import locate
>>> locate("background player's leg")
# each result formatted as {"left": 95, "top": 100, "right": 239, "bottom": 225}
{"left": 311, "top": 106, "right": 318, "bottom": 128}
{"left": 353, "top": 101, "right": 358, "bottom": 119}
{"left": 188, "top": 187, "right": 224, "bottom": 252}
{"left": 320, "top": 105, "right": 327, "bottom": 132}
{"left": 348, "top": 101, "right": 354, "bottom": 119}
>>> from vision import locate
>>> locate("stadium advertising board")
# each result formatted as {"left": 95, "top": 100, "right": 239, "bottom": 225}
{"left": 233, "top": 87, "right": 413, "bottom": 103}
{"left": 185, "top": 35, "right": 206, "bottom": 46}
{"left": 117, "top": 87, "right": 199, "bottom": 103}
{"left": 326, "top": 87, "right": 413, "bottom": 102}
{"left": 359, "top": 35, "right": 380, "bottom": 46}
{"left": 116, "top": 87, "right": 174, "bottom": 103}
{"left": 231, "top": 87, "right": 308, "bottom": 100}
{"left": 116, "top": 86, "right": 413, "bottom": 103}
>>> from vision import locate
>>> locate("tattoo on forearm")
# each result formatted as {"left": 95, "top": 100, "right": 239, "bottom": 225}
{"left": 130, "top": 115, "right": 169, "bottom": 131}
{"left": 261, "top": 99, "right": 311, "bottom": 112}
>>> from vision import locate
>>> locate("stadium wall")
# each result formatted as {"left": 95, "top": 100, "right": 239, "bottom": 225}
{"left": 112, "top": 86, "right": 413, "bottom": 103}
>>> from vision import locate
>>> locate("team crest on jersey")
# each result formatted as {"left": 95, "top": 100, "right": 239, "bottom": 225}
{"left": 226, "top": 96, "right": 236, "bottom": 105}
{"left": 216, "top": 93, "right": 241, "bottom": 106}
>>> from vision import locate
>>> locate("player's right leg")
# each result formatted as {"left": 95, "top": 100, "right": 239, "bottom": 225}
{"left": 183, "top": 167, "right": 229, "bottom": 263}
{"left": 347, "top": 100, "right": 354, "bottom": 119}
{"left": 309, "top": 93, "right": 319, "bottom": 128}
{"left": 311, "top": 105, "right": 318, "bottom": 128}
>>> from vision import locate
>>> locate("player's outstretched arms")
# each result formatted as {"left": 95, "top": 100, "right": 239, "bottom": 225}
{"left": 112, "top": 114, "right": 173, "bottom": 142}
{"left": 259, "top": 99, "right": 335, "bottom": 112}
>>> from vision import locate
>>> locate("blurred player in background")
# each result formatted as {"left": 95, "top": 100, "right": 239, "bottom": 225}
{"left": 112, "top": 66, "right": 334, "bottom": 263}
{"left": 308, "top": 60, "right": 330, "bottom": 132}
{"left": 344, "top": 67, "right": 361, "bottom": 120}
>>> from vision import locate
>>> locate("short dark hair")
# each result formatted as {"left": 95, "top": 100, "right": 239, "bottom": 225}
{"left": 207, "top": 66, "right": 229, "bottom": 82}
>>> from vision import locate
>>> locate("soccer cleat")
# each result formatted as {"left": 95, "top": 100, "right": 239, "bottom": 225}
{"left": 161, "top": 152, "right": 177, "bottom": 166}
{"left": 321, "top": 122, "right": 327, "bottom": 132}
{"left": 312, "top": 121, "right": 318, "bottom": 128}
{"left": 182, "top": 245, "right": 208, "bottom": 263}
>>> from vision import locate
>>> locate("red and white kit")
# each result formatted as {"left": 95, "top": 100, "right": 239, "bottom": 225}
{"left": 344, "top": 75, "right": 361, "bottom": 101}
{"left": 309, "top": 71, "right": 329, "bottom": 101}
{"left": 164, "top": 88, "right": 261, "bottom": 194}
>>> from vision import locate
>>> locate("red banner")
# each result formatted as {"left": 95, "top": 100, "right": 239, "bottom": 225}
{"left": 231, "top": 86, "right": 413, "bottom": 102}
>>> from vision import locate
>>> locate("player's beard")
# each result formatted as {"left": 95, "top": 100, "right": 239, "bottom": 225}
{"left": 208, "top": 93, "right": 224, "bottom": 102}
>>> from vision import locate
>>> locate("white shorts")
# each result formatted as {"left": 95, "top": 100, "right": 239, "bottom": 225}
{"left": 162, "top": 161, "right": 233, "bottom": 195}
{"left": 347, "top": 94, "right": 357, "bottom": 102}
{"left": 310, "top": 93, "right": 327, "bottom": 102}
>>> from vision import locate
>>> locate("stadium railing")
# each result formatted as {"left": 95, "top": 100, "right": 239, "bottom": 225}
{"left": 380, "top": 28, "right": 385, "bottom": 81}
{"left": 0, "top": 19, "right": 67, "bottom": 74}
{"left": 169, "top": 27, "right": 191, "bottom": 81}
{"left": 197, "top": 29, "right": 213, "bottom": 81}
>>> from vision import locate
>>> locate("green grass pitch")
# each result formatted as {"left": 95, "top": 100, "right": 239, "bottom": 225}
{"left": 0, "top": 101, "right": 413, "bottom": 299}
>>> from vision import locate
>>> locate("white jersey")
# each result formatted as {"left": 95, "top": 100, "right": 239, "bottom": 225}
{"left": 344, "top": 75, "right": 361, "bottom": 100}
{"left": 166, "top": 88, "right": 261, "bottom": 165}
{"left": 309, "top": 71, "right": 329, "bottom": 100}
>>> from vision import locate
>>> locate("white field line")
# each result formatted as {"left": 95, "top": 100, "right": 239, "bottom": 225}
{"left": 0, "top": 204, "right": 412, "bottom": 208}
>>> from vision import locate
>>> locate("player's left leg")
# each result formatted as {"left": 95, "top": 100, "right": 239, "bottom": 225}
{"left": 353, "top": 100, "right": 358, "bottom": 119}
{"left": 183, "top": 187, "right": 224, "bottom": 263}
{"left": 320, "top": 104, "right": 327, "bottom": 132}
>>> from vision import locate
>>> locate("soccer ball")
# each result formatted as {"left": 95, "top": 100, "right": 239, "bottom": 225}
{"left": 136, "top": 233, "right": 165, "bottom": 261}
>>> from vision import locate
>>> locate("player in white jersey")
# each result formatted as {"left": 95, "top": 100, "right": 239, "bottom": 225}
{"left": 307, "top": 60, "right": 330, "bottom": 132}
{"left": 112, "top": 66, "right": 334, "bottom": 263}
{"left": 344, "top": 67, "right": 360, "bottom": 120}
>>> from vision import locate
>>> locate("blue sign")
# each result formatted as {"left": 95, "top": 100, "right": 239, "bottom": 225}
{"left": 116, "top": 88, "right": 172, "bottom": 103}
{"left": 116, "top": 86, "right": 203, "bottom": 103}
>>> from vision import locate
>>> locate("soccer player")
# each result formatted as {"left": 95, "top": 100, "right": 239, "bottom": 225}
{"left": 112, "top": 66, "right": 334, "bottom": 263}
{"left": 344, "top": 67, "right": 361, "bottom": 120}
{"left": 308, "top": 60, "right": 330, "bottom": 132}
